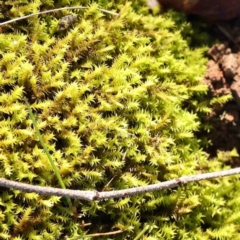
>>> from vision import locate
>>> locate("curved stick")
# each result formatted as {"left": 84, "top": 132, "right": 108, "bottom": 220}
{"left": 0, "top": 167, "right": 239, "bottom": 201}
{"left": 0, "top": 6, "right": 118, "bottom": 26}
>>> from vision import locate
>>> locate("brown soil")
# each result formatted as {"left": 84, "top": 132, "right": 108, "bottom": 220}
{"left": 201, "top": 17, "right": 240, "bottom": 161}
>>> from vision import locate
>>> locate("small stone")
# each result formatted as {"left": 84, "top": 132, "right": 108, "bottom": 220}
{"left": 225, "top": 48, "right": 232, "bottom": 54}
{"left": 221, "top": 54, "right": 238, "bottom": 79}
{"left": 208, "top": 44, "right": 227, "bottom": 62}
{"left": 231, "top": 81, "right": 240, "bottom": 108}
{"left": 233, "top": 67, "right": 240, "bottom": 81}
{"left": 224, "top": 110, "right": 239, "bottom": 122}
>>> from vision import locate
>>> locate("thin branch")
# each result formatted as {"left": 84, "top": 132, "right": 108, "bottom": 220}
{"left": 0, "top": 167, "right": 240, "bottom": 201}
{"left": 81, "top": 230, "right": 123, "bottom": 237}
{"left": 0, "top": 6, "right": 118, "bottom": 27}
{"left": 0, "top": 178, "right": 96, "bottom": 201}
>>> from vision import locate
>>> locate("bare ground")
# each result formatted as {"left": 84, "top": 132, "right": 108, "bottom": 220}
{"left": 201, "top": 17, "right": 240, "bottom": 164}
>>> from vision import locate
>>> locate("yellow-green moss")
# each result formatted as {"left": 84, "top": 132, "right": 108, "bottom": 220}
{"left": 0, "top": 0, "right": 238, "bottom": 239}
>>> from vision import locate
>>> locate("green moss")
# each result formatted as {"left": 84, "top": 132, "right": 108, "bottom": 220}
{"left": 0, "top": 0, "right": 238, "bottom": 239}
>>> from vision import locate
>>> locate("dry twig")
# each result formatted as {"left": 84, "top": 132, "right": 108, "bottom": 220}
{"left": 0, "top": 6, "right": 118, "bottom": 27}
{"left": 0, "top": 167, "right": 240, "bottom": 201}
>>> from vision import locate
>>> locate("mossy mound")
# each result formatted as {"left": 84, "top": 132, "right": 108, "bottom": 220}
{"left": 0, "top": 0, "right": 239, "bottom": 239}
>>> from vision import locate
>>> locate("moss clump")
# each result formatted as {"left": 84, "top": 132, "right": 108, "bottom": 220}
{"left": 0, "top": 0, "right": 239, "bottom": 239}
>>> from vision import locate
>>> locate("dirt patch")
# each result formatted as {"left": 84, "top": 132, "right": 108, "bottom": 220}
{"left": 201, "top": 18, "right": 240, "bottom": 160}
